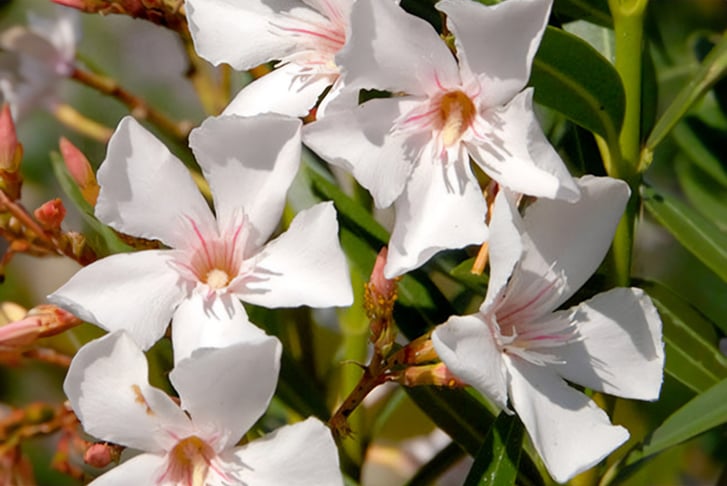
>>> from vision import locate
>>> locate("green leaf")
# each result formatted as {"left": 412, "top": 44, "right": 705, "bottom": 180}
{"left": 406, "top": 387, "right": 545, "bottom": 486}
{"left": 676, "top": 158, "right": 727, "bottom": 232}
{"left": 553, "top": 0, "right": 612, "bottom": 27}
{"left": 643, "top": 31, "right": 727, "bottom": 159}
{"left": 640, "top": 280, "right": 727, "bottom": 393}
{"left": 636, "top": 377, "right": 727, "bottom": 462}
{"left": 464, "top": 412, "right": 524, "bottom": 486}
{"left": 531, "top": 26, "right": 625, "bottom": 148}
{"left": 49, "top": 152, "right": 133, "bottom": 256}
{"left": 641, "top": 185, "right": 727, "bottom": 283}
{"left": 672, "top": 120, "right": 727, "bottom": 188}
{"left": 406, "top": 387, "right": 494, "bottom": 456}
{"left": 405, "top": 442, "right": 466, "bottom": 486}
{"left": 449, "top": 258, "right": 488, "bottom": 292}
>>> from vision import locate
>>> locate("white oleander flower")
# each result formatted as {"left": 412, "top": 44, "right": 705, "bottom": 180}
{"left": 304, "top": 0, "right": 579, "bottom": 277}
{"left": 51, "top": 114, "right": 352, "bottom": 362}
{"left": 64, "top": 331, "right": 343, "bottom": 485}
{"left": 432, "top": 176, "right": 664, "bottom": 483}
{"left": 0, "top": 6, "right": 79, "bottom": 118}
{"left": 186, "top": 0, "right": 356, "bottom": 117}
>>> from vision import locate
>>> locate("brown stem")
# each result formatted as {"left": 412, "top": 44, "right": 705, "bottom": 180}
{"left": 70, "top": 67, "right": 192, "bottom": 141}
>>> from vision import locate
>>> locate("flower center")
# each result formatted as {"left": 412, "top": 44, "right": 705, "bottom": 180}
{"left": 174, "top": 214, "right": 250, "bottom": 295}
{"left": 160, "top": 435, "right": 217, "bottom": 486}
{"left": 437, "top": 90, "right": 477, "bottom": 147}
{"left": 205, "top": 268, "right": 231, "bottom": 290}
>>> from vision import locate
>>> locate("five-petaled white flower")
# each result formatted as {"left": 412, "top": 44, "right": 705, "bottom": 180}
{"left": 0, "top": 6, "right": 79, "bottom": 118}
{"left": 303, "top": 0, "right": 580, "bottom": 278}
{"left": 186, "top": 0, "right": 354, "bottom": 118}
{"left": 432, "top": 176, "right": 664, "bottom": 483}
{"left": 50, "top": 114, "right": 352, "bottom": 363}
{"left": 64, "top": 331, "right": 343, "bottom": 485}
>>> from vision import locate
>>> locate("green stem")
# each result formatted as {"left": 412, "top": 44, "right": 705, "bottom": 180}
{"left": 609, "top": 0, "right": 648, "bottom": 178}
{"left": 607, "top": 0, "right": 648, "bottom": 286}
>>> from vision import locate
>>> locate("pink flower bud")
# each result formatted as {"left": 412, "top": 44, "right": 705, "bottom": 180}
{"left": 84, "top": 442, "right": 121, "bottom": 468}
{"left": 0, "top": 105, "right": 20, "bottom": 173}
{"left": 34, "top": 199, "right": 66, "bottom": 231}
{"left": 51, "top": 0, "right": 92, "bottom": 9}
{"left": 0, "top": 104, "right": 23, "bottom": 200}
{"left": 0, "top": 305, "right": 81, "bottom": 347}
{"left": 59, "top": 137, "right": 99, "bottom": 206}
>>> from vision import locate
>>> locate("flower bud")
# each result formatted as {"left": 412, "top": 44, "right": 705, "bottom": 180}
{"left": 0, "top": 305, "right": 81, "bottom": 347}
{"left": 34, "top": 199, "right": 66, "bottom": 232}
{"left": 365, "top": 247, "right": 399, "bottom": 355}
{"left": 0, "top": 104, "right": 23, "bottom": 200}
{"left": 84, "top": 442, "right": 122, "bottom": 468}
{"left": 59, "top": 137, "right": 99, "bottom": 206}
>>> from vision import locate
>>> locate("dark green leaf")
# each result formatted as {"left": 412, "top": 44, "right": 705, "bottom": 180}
{"left": 672, "top": 120, "right": 727, "bottom": 188}
{"left": 641, "top": 185, "right": 727, "bottom": 283}
{"left": 644, "top": 31, "right": 727, "bottom": 158}
{"left": 630, "top": 378, "right": 727, "bottom": 464}
{"left": 640, "top": 280, "right": 727, "bottom": 393}
{"left": 464, "top": 412, "right": 524, "bottom": 486}
{"left": 676, "top": 158, "right": 727, "bottom": 231}
{"left": 531, "top": 26, "right": 625, "bottom": 148}
{"left": 405, "top": 442, "right": 466, "bottom": 486}
{"left": 449, "top": 257, "right": 489, "bottom": 294}
{"left": 553, "top": 0, "right": 612, "bottom": 27}
{"left": 49, "top": 152, "right": 133, "bottom": 256}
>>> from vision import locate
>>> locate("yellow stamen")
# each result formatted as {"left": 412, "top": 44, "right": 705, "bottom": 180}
{"left": 438, "top": 90, "right": 476, "bottom": 147}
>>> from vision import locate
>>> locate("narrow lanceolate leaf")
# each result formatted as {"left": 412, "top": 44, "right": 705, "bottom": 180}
{"left": 676, "top": 158, "right": 727, "bottom": 232}
{"left": 50, "top": 152, "right": 133, "bottom": 256}
{"left": 530, "top": 26, "right": 625, "bottom": 148}
{"left": 641, "top": 185, "right": 727, "bottom": 283}
{"left": 464, "top": 412, "right": 524, "bottom": 486}
{"left": 630, "top": 378, "right": 727, "bottom": 465}
{"left": 643, "top": 31, "right": 727, "bottom": 160}
{"left": 672, "top": 120, "right": 727, "bottom": 188}
{"left": 640, "top": 280, "right": 727, "bottom": 393}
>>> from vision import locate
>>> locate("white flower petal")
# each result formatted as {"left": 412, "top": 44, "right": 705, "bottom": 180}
{"left": 0, "top": 27, "right": 59, "bottom": 67}
{"left": 467, "top": 89, "right": 579, "bottom": 201}
{"left": 509, "top": 175, "right": 629, "bottom": 315}
{"left": 507, "top": 358, "right": 629, "bottom": 483}
{"left": 316, "top": 75, "right": 359, "bottom": 117}
{"left": 49, "top": 251, "right": 185, "bottom": 351}
{"left": 186, "top": 0, "right": 313, "bottom": 70}
{"left": 64, "top": 332, "right": 192, "bottom": 453}
{"left": 553, "top": 287, "right": 664, "bottom": 400}
{"left": 171, "top": 336, "right": 282, "bottom": 450}
{"left": 338, "top": 0, "right": 459, "bottom": 95}
{"left": 88, "top": 453, "right": 166, "bottom": 486}
{"left": 233, "top": 418, "right": 343, "bottom": 486}
{"left": 432, "top": 314, "right": 509, "bottom": 410}
{"left": 222, "top": 63, "right": 334, "bottom": 118}
{"left": 171, "top": 293, "right": 268, "bottom": 365}
{"left": 438, "top": 0, "right": 551, "bottom": 106}
{"left": 239, "top": 202, "right": 353, "bottom": 307}
{"left": 190, "top": 113, "right": 302, "bottom": 246}
{"left": 28, "top": 6, "right": 80, "bottom": 63}
{"left": 385, "top": 154, "right": 487, "bottom": 278}
{"left": 303, "top": 97, "right": 421, "bottom": 208}
{"left": 482, "top": 189, "right": 523, "bottom": 311}
{"left": 96, "top": 116, "right": 216, "bottom": 248}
